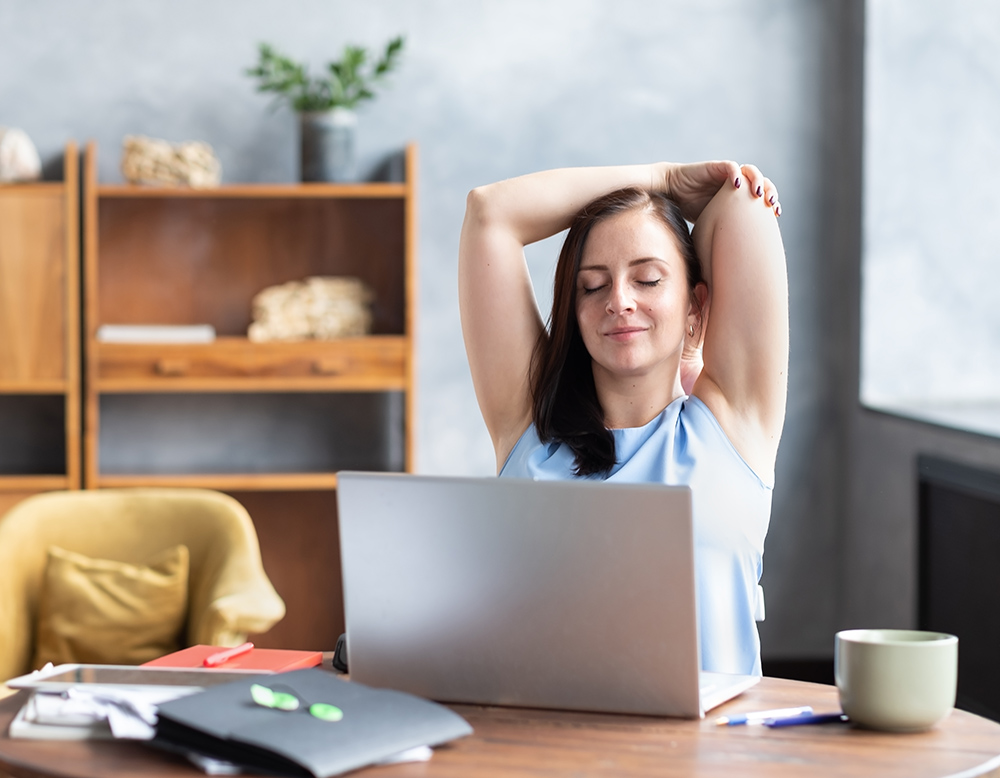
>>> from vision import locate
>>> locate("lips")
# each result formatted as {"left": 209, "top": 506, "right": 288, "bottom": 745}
{"left": 605, "top": 326, "right": 646, "bottom": 341}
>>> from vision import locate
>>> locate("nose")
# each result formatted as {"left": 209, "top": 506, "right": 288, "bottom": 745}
{"left": 606, "top": 281, "right": 636, "bottom": 315}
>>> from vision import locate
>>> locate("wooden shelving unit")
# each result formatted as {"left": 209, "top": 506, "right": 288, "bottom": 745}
{"left": 0, "top": 143, "right": 81, "bottom": 517}
{"left": 82, "top": 142, "right": 418, "bottom": 650}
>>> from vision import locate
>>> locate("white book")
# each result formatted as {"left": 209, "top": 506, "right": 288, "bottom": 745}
{"left": 96, "top": 324, "right": 216, "bottom": 344}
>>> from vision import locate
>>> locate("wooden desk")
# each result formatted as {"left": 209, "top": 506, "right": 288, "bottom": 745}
{"left": 2, "top": 678, "right": 1000, "bottom": 777}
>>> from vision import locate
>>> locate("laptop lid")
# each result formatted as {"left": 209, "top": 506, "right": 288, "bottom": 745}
{"left": 338, "top": 472, "right": 721, "bottom": 718}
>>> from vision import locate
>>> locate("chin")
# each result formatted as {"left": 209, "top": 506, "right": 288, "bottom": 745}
{"left": 597, "top": 356, "right": 655, "bottom": 378}
{"left": 591, "top": 344, "right": 679, "bottom": 382}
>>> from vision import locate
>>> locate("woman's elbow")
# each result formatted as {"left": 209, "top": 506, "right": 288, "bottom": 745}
{"left": 698, "top": 181, "right": 780, "bottom": 237}
{"left": 465, "top": 185, "right": 495, "bottom": 225}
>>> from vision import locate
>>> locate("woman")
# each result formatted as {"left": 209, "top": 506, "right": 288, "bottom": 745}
{"left": 458, "top": 161, "right": 787, "bottom": 675}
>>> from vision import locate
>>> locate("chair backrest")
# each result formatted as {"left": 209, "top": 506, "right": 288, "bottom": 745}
{"left": 0, "top": 488, "right": 285, "bottom": 681}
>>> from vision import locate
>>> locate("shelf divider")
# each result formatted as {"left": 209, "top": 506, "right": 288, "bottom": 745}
{"left": 0, "top": 475, "right": 70, "bottom": 492}
{"left": 97, "top": 182, "right": 406, "bottom": 199}
{"left": 96, "top": 473, "right": 341, "bottom": 491}
{"left": 0, "top": 381, "right": 68, "bottom": 394}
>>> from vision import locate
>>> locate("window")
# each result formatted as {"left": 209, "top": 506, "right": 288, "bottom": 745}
{"left": 862, "top": 0, "right": 1000, "bottom": 437}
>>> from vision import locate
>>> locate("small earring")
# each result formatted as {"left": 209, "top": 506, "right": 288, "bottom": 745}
{"left": 688, "top": 326, "right": 695, "bottom": 337}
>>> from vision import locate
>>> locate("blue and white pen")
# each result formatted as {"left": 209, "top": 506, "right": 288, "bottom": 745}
{"left": 715, "top": 706, "right": 813, "bottom": 726}
{"left": 763, "top": 712, "right": 849, "bottom": 728}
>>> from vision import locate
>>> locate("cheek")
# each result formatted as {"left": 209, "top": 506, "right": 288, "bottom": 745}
{"left": 575, "top": 305, "right": 604, "bottom": 351}
{"left": 654, "top": 285, "right": 690, "bottom": 314}
{"left": 575, "top": 296, "right": 599, "bottom": 327}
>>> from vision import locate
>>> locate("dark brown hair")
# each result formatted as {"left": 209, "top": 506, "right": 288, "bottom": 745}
{"left": 530, "top": 187, "right": 703, "bottom": 476}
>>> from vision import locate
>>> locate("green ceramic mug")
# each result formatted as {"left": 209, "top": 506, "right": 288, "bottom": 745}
{"left": 834, "top": 629, "right": 958, "bottom": 732}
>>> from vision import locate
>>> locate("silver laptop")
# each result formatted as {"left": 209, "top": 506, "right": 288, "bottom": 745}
{"left": 336, "top": 472, "right": 758, "bottom": 718}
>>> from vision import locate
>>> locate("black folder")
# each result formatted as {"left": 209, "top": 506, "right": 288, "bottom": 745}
{"left": 153, "top": 668, "right": 473, "bottom": 777}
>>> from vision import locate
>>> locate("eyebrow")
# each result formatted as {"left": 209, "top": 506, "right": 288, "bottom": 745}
{"left": 578, "top": 257, "right": 665, "bottom": 272}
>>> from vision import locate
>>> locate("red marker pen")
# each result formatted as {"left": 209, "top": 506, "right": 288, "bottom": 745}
{"left": 203, "top": 642, "right": 254, "bottom": 667}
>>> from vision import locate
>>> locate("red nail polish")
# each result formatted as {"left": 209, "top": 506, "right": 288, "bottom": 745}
{"left": 734, "top": 177, "right": 741, "bottom": 189}
{"left": 756, "top": 185, "right": 763, "bottom": 197}
{"left": 776, "top": 204, "right": 782, "bottom": 217}
{"left": 769, "top": 194, "right": 776, "bottom": 205}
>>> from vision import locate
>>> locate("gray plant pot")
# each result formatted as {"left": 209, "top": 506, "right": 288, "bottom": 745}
{"left": 299, "top": 109, "right": 357, "bottom": 182}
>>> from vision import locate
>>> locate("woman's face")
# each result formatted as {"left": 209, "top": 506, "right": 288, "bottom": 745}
{"left": 575, "top": 208, "right": 696, "bottom": 382}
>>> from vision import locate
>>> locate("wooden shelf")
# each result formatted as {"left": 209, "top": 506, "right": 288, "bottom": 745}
{"left": 0, "top": 182, "right": 65, "bottom": 196}
{"left": 0, "top": 380, "right": 68, "bottom": 394}
{"left": 0, "top": 475, "right": 71, "bottom": 492}
{"left": 96, "top": 472, "right": 341, "bottom": 491}
{"left": 97, "top": 182, "right": 407, "bottom": 199}
{"left": 95, "top": 335, "right": 407, "bottom": 393}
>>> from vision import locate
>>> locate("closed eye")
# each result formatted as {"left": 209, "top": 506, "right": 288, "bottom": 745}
{"left": 580, "top": 284, "right": 606, "bottom": 295}
{"left": 638, "top": 279, "right": 661, "bottom": 287}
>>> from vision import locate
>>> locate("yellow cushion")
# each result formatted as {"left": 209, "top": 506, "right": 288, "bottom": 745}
{"left": 32, "top": 544, "right": 189, "bottom": 669}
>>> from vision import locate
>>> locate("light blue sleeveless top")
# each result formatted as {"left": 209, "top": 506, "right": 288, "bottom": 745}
{"left": 499, "top": 395, "right": 771, "bottom": 676}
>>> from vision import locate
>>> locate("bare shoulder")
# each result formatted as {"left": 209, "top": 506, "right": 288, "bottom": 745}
{"left": 691, "top": 378, "right": 781, "bottom": 478}
{"left": 493, "top": 419, "right": 533, "bottom": 475}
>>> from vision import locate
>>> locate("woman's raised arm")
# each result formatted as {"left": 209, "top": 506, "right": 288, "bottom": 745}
{"left": 691, "top": 166, "right": 788, "bottom": 477}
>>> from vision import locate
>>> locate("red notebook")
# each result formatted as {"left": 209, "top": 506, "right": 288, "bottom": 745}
{"left": 143, "top": 645, "right": 323, "bottom": 672}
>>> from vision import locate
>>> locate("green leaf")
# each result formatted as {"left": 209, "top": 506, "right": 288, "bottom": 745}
{"left": 246, "top": 36, "right": 404, "bottom": 112}
{"left": 374, "top": 36, "right": 405, "bottom": 76}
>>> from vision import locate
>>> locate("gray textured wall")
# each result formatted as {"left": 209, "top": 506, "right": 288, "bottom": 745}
{"left": 1, "top": 0, "right": 869, "bottom": 658}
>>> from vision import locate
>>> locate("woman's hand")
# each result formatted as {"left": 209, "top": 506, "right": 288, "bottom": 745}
{"left": 665, "top": 160, "right": 781, "bottom": 222}
{"left": 664, "top": 160, "right": 740, "bottom": 222}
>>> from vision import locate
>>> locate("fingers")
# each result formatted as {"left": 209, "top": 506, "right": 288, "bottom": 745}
{"left": 717, "top": 160, "right": 741, "bottom": 190}
{"left": 739, "top": 163, "right": 781, "bottom": 217}
{"left": 692, "top": 159, "right": 742, "bottom": 189}
{"left": 740, "top": 164, "right": 766, "bottom": 198}
{"left": 759, "top": 176, "right": 781, "bottom": 217}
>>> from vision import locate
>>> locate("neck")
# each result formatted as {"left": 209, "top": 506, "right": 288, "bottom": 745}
{"left": 592, "top": 361, "right": 685, "bottom": 429}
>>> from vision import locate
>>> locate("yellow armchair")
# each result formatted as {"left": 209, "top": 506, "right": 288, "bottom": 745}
{"left": 0, "top": 488, "right": 285, "bottom": 682}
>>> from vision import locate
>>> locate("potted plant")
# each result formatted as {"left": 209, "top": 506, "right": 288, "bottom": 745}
{"left": 246, "top": 37, "right": 404, "bottom": 182}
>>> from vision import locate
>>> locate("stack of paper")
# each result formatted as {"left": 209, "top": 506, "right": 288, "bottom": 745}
{"left": 96, "top": 324, "right": 216, "bottom": 343}
{"left": 10, "top": 685, "right": 194, "bottom": 740}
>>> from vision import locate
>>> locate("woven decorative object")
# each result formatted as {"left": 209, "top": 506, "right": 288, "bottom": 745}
{"left": 0, "top": 127, "right": 42, "bottom": 183}
{"left": 120, "top": 135, "right": 221, "bottom": 188}
{"left": 248, "top": 276, "right": 374, "bottom": 342}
